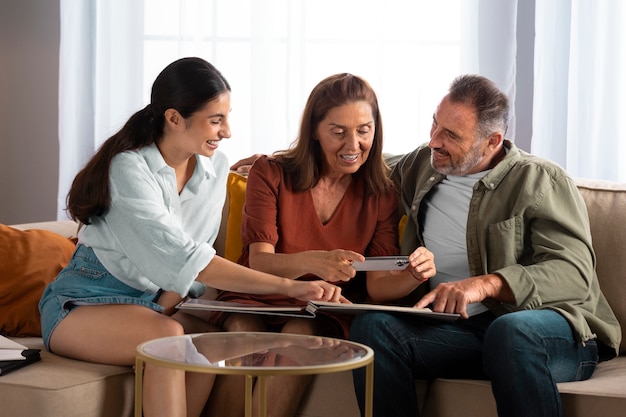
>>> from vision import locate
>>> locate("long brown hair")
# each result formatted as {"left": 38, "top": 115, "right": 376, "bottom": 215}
{"left": 66, "top": 57, "right": 231, "bottom": 224}
{"left": 274, "top": 73, "right": 391, "bottom": 195}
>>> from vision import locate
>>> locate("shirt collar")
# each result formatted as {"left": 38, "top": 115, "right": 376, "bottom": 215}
{"left": 196, "top": 154, "right": 216, "bottom": 179}
{"left": 142, "top": 143, "right": 169, "bottom": 174}
{"left": 479, "top": 139, "right": 518, "bottom": 190}
{"left": 141, "top": 143, "right": 216, "bottom": 180}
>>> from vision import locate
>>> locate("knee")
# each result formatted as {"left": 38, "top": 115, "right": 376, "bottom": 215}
{"left": 483, "top": 312, "right": 538, "bottom": 376}
{"left": 484, "top": 312, "right": 537, "bottom": 350}
{"left": 350, "top": 313, "right": 395, "bottom": 348}
{"left": 157, "top": 317, "right": 185, "bottom": 338}
{"left": 141, "top": 317, "right": 184, "bottom": 343}
{"left": 282, "top": 318, "right": 315, "bottom": 335}
{"left": 485, "top": 314, "right": 524, "bottom": 355}
{"left": 171, "top": 311, "right": 221, "bottom": 333}
{"left": 224, "top": 313, "right": 265, "bottom": 332}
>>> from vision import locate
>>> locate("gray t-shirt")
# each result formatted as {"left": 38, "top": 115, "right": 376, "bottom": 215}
{"left": 422, "top": 171, "right": 489, "bottom": 316}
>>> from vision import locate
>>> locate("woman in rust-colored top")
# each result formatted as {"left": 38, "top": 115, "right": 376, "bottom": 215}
{"left": 216, "top": 154, "right": 400, "bottom": 326}
{"left": 204, "top": 74, "right": 436, "bottom": 417}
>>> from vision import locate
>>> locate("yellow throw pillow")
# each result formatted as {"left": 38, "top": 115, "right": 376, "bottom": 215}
{"left": 0, "top": 224, "right": 76, "bottom": 337}
{"left": 398, "top": 214, "right": 407, "bottom": 244}
{"left": 224, "top": 172, "right": 248, "bottom": 262}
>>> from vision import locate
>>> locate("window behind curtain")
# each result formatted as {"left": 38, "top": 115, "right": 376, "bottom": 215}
{"left": 532, "top": 0, "right": 626, "bottom": 182}
{"left": 59, "top": 0, "right": 528, "bottom": 220}
{"left": 140, "top": 0, "right": 463, "bottom": 162}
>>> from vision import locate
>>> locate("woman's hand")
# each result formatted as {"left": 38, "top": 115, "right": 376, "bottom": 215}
{"left": 304, "top": 249, "right": 365, "bottom": 283}
{"left": 248, "top": 244, "right": 364, "bottom": 282}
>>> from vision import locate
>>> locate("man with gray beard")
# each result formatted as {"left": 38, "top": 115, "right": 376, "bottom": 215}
{"left": 350, "top": 74, "right": 621, "bottom": 417}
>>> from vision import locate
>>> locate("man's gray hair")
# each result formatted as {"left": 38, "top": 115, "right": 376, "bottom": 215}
{"left": 448, "top": 74, "right": 510, "bottom": 140}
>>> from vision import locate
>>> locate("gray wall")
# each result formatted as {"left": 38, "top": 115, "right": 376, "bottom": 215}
{"left": 0, "top": 0, "right": 60, "bottom": 224}
{"left": 514, "top": 0, "right": 534, "bottom": 152}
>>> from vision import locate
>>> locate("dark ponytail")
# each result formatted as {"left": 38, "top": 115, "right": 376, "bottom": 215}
{"left": 66, "top": 58, "right": 231, "bottom": 224}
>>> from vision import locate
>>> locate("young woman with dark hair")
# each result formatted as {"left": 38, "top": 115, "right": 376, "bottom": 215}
{"left": 39, "top": 57, "right": 343, "bottom": 417}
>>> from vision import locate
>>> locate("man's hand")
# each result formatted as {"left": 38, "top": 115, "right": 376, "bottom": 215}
{"left": 403, "top": 246, "right": 436, "bottom": 282}
{"left": 415, "top": 273, "right": 512, "bottom": 319}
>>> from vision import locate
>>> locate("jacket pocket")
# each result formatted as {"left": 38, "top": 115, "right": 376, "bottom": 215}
{"left": 486, "top": 216, "right": 524, "bottom": 269}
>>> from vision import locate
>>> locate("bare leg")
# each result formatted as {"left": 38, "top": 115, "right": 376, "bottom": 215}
{"left": 49, "top": 304, "right": 188, "bottom": 417}
{"left": 142, "top": 365, "right": 187, "bottom": 417}
{"left": 253, "top": 374, "right": 313, "bottom": 417}
{"left": 160, "top": 291, "right": 220, "bottom": 415}
{"left": 251, "top": 319, "right": 316, "bottom": 417}
{"left": 202, "top": 374, "right": 246, "bottom": 417}
{"left": 172, "top": 309, "right": 222, "bottom": 333}
{"left": 202, "top": 313, "right": 266, "bottom": 417}
{"left": 187, "top": 372, "right": 217, "bottom": 417}
{"left": 204, "top": 315, "right": 317, "bottom": 417}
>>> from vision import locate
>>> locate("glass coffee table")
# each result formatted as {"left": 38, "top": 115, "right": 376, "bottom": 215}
{"left": 135, "top": 332, "right": 373, "bottom": 417}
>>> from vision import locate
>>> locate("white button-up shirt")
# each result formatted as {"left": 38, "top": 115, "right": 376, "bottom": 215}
{"left": 79, "top": 144, "right": 228, "bottom": 297}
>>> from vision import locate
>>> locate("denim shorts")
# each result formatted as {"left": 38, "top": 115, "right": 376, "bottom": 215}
{"left": 39, "top": 244, "right": 163, "bottom": 350}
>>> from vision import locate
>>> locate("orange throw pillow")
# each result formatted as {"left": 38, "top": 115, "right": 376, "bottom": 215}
{"left": 0, "top": 224, "right": 76, "bottom": 337}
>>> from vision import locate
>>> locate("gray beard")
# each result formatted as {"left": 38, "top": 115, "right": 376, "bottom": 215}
{"left": 430, "top": 142, "right": 485, "bottom": 176}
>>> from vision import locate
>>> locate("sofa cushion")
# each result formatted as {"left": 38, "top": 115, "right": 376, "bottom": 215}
{"left": 575, "top": 179, "right": 626, "bottom": 354}
{"left": 0, "top": 337, "right": 133, "bottom": 417}
{"left": 0, "top": 224, "right": 76, "bottom": 337}
{"left": 421, "top": 357, "right": 626, "bottom": 417}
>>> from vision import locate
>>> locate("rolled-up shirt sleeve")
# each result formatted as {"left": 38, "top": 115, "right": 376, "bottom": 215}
{"left": 80, "top": 145, "right": 227, "bottom": 297}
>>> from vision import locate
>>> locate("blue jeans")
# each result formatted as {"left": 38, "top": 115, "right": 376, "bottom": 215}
{"left": 350, "top": 310, "right": 598, "bottom": 417}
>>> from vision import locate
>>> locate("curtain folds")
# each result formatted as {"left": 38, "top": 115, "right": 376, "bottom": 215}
{"left": 57, "top": 0, "right": 96, "bottom": 220}
{"left": 59, "top": 1, "right": 626, "bottom": 219}
{"left": 532, "top": 0, "right": 625, "bottom": 181}
{"left": 461, "top": 0, "right": 519, "bottom": 137}
{"left": 57, "top": 0, "right": 144, "bottom": 219}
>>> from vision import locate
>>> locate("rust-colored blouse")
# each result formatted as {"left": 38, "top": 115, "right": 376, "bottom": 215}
{"left": 213, "top": 156, "right": 400, "bottom": 336}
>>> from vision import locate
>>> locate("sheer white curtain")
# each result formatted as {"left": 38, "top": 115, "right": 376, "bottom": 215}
{"left": 58, "top": 0, "right": 94, "bottom": 220}
{"left": 533, "top": 0, "right": 626, "bottom": 181}
{"left": 57, "top": 0, "right": 521, "bottom": 219}
{"left": 460, "top": 0, "right": 520, "bottom": 137}
{"left": 58, "top": 0, "right": 145, "bottom": 219}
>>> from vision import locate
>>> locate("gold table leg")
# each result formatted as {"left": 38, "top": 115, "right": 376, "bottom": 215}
{"left": 257, "top": 375, "right": 267, "bottom": 417}
{"left": 245, "top": 374, "right": 254, "bottom": 417}
{"left": 244, "top": 374, "right": 266, "bottom": 417}
{"left": 364, "top": 361, "right": 374, "bottom": 417}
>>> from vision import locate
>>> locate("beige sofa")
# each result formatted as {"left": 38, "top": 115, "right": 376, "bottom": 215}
{"left": 1, "top": 177, "right": 624, "bottom": 417}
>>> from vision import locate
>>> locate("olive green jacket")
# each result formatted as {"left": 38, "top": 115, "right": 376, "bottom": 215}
{"left": 388, "top": 140, "right": 621, "bottom": 357}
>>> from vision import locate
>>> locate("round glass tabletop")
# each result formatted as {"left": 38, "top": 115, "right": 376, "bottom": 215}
{"left": 138, "top": 331, "right": 373, "bottom": 375}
